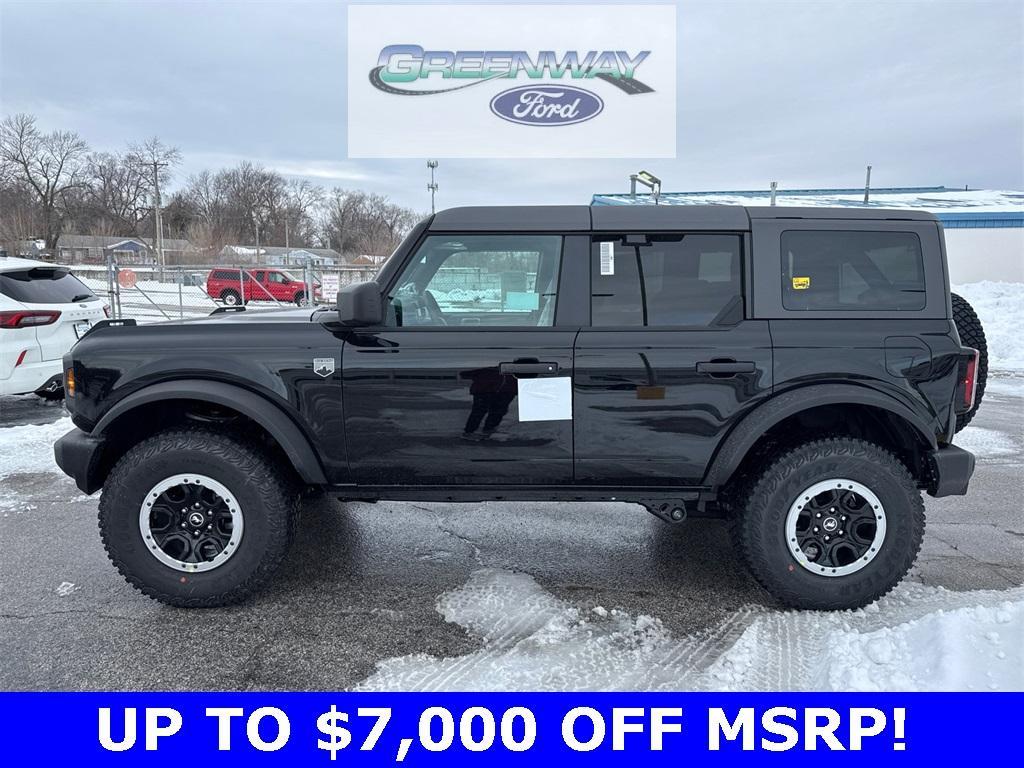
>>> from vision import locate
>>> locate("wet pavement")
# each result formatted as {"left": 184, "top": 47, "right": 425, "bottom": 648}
{"left": 0, "top": 382, "right": 1021, "bottom": 690}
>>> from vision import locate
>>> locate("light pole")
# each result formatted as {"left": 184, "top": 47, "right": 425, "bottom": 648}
{"left": 629, "top": 170, "right": 662, "bottom": 204}
{"left": 427, "top": 160, "right": 439, "bottom": 214}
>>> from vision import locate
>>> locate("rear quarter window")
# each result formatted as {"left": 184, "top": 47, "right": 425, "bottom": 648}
{"left": 781, "top": 230, "right": 926, "bottom": 311}
{"left": 0, "top": 268, "right": 95, "bottom": 304}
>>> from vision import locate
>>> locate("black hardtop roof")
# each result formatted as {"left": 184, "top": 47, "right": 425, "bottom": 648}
{"left": 427, "top": 205, "right": 938, "bottom": 232}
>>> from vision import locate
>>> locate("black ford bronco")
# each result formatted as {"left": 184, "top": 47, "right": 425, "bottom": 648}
{"left": 54, "top": 205, "right": 987, "bottom": 610}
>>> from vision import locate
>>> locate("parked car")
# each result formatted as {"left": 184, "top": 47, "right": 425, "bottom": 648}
{"left": 55, "top": 205, "right": 986, "bottom": 610}
{"left": 206, "top": 267, "right": 318, "bottom": 306}
{"left": 1, "top": 257, "right": 108, "bottom": 399}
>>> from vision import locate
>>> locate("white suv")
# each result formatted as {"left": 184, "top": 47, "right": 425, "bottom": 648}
{"left": 1, "top": 257, "right": 108, "bottom": 398}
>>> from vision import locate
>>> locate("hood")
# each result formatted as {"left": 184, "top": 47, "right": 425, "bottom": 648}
{"left": 162, "top": 306, "right": 330, "bottom": 325}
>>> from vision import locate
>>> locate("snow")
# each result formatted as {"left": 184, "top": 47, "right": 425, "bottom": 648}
{"left": 0, "top": 415, "right": 75, "bottom": 511}
{"left": 985, "top": 375, "right": 1024, "bottom": 398}
{"left": 0, "top": 415, "right": 73, "bottom": 478}
{"left": 594, "top": 188, "right": 1024, "bottom": 214}
{"left": 952, "top": 281, "right": 1024, "bottom": 371}
{"left": 356, "top": 569, "right": 1024, "bottom": 692}
{"left": 954, "top": 425, "right": 1019, "bottom": 459}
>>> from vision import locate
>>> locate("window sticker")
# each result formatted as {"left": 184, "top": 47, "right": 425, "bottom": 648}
{"left": 600, "top": 241, "right": 615, "bottom": 275}
{"left": 505, "top": 291, "right": 540, "bottom": 311}
{"left": 518, "top": 377, "right": 573, "bottom": 422}
{"left": 792, "top": 276, "right": 811, "bottom": 290}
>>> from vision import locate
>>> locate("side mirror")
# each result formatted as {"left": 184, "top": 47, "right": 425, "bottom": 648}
{"left": 337, "top": 280, "right": 384, "bottom": 326}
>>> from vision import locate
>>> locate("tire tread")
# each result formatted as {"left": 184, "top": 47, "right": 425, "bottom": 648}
{"left": 98, "top": 427, "right": 297, "bottom": 607}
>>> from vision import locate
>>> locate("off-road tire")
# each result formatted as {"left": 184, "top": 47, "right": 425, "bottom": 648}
{"left": 221, "top": 289, "right": 242, "bottom": 307}
{"left": 951, "top": 292, "right": 987, "bottom": 432}
{"left": 98, "top": 428, "right": 298, "bottom": 607}
{"left": 731, "top": 438, "right": 925, "bottom": 610}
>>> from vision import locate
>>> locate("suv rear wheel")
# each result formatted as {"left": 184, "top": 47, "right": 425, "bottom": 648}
{"left": 98, "top": 428, "right": 298, "bottom": 607}
{"left": 731, "top": 438, "right": 924, "bottom": 610}
{"left": 293, "top": 291, "right": 305, "bottom": 306}
{"left": 951, "top": 292, "right": 987, "bottom": 432}
{"left": 220, "top": 289, "right": 242, "bottom": 306}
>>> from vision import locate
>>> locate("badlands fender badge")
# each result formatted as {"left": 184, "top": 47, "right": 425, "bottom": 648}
{"left": 313, "top": 357, "right": 336, "bottom": 377}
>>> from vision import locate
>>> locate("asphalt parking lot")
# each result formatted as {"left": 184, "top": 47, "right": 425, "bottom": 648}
{"left": 1, "top": 382, "right": 1021, "bottom": 691}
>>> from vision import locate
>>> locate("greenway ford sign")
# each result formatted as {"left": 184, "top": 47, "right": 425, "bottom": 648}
{"left": 347, "top": 4, "right": 676, "bottom": 158}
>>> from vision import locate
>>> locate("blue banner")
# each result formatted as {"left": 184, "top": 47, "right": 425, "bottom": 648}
{"left": 1, "top": 693, "right": 1019, "bottom": 765}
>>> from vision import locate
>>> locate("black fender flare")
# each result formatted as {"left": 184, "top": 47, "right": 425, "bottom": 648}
{"left": 94, "top": 379, "right": 328, "bottom": 485}
{"left": 702, "top": 383, "right": 937, "bottom": 488}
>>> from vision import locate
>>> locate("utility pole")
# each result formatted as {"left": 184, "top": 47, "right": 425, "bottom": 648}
{"left": 148, "top": 160, "right": 169, "bottom": 281}
{"left": 427, "top": 160, "right": 439, "bottom": 214}
{"left": 864, "top": 164, "right": 873, "bottom": 204}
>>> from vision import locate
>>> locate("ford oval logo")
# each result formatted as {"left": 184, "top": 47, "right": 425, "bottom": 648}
{"left": 490, "top": 85, "right": 604, "bottom": 127}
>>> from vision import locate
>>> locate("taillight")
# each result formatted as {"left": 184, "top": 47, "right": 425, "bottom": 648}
{"left": 963, "top": 348, "right": 979, "bottom": 411}
{"left": 0, "top": 310, "right": 61, "bottom": 328}
{"left": 65, "top": 368, "right": 76, "bottom": 397}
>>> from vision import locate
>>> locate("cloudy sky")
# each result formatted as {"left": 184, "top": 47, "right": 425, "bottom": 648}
{"left": 1, "top": 0, "right": 1021, "bottom": 213}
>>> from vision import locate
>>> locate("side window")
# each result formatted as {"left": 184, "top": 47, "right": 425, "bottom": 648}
{"left": 781, "top": 230, "right": 926, "bottom": 311}
{"left": 591, "top": 233, "right": 743, "bottom": 327}
{"left": 389, "top": 234, "right": 563, "bottom": 327}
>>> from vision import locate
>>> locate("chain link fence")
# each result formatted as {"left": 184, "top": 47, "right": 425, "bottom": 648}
{"left": 72, "top": 257, "right": 379, "bottom": 324}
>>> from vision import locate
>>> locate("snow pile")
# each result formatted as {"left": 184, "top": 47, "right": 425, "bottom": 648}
{"left": 826, "top": 599, "right": 1022, "bottom": 691}
{"left": 0, "top": 415, "right": 73, "bottom": 479}
{"left": 952, "top": 282, "right": 1024, "bottom": 371}
{"left": 356, "top": 569, "right": 1024, "bottom": 692}
{"left": 954, "top": 425, "right": 1019, "bottom": 459}
{"left": 0, "top": 415, "right": 75, "bottom": 511}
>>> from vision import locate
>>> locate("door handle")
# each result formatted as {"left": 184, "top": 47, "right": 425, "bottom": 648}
{"left": 500, "top": 361, "right": 559, "bottom": 376}
{"left": 696, "top": 360, "right": 756, "bottom": 376}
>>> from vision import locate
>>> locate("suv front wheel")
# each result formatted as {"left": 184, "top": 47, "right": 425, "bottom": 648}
{"left": 98, "top": 428, "right": 298, "bottom": 607}
{"left": 731, "top": 438, "right": 924, "bottom": 610}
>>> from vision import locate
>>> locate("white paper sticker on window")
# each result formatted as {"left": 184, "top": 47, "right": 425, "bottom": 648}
{"left": 600, "top": 242, "right": 615, "bottom": 275}
{"left": 518, "top": 376, "right": 572, "bottom": 422}
{"left": 505, "top": 291, "right": 540, "bottom": 311}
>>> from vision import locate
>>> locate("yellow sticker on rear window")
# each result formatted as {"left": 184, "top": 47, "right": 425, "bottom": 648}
{"left": 792, "top": 276, "right": 811, "bottom": 290}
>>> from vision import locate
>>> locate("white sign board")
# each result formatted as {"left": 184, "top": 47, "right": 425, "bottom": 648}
{"left": 320, "top": 273, "right": 340, "bottom": 300}
{"left": 347, "top": 4, "right": 677, "bottom": 158}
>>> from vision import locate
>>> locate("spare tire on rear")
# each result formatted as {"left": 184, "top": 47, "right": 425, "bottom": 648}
{"left": 951, "top": 292, "right": 987, "bottom": 432}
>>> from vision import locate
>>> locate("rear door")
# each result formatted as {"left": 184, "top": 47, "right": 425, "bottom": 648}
{"left": 573, "top": 231, "right": 773, "bottom": 486}
{"left": 342, "top": 232, "right": 579, "bottom": 486}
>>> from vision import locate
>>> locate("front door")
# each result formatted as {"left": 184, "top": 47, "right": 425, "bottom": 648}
{"left": 573, "top": 232, "right": 773, "bottom": 486}
{"left": 342, "top": 233, "right": 576, "bottom": 486}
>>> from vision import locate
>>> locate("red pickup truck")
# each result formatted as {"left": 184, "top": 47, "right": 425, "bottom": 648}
{"left": 206, "top": 268, "right": 318, "bottom": 306}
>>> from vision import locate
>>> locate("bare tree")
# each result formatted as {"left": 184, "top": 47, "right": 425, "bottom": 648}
{"left": 317, "top": 189, "right": 420, "bottom": 259}
{"left": 84, "top": 151, "right": 152, "bottom": 233}
{"left": 127, "top": 136, "right": 181, "bottom": 193}
{"left": 0, "top": 113, "right": 90, "bottom": 250}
